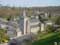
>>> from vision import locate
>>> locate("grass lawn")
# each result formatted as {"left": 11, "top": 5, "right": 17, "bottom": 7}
{"left": 32, "top": 32, "right": 60, "bottom": 45}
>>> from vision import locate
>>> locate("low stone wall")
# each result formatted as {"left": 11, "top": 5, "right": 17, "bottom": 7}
{"left": 0, "top": 43, "right": 8, "bottom": 45}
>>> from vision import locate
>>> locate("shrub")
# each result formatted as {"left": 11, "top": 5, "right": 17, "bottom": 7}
{"left": 45, "top": 25, "right": 55, "bottom": 33}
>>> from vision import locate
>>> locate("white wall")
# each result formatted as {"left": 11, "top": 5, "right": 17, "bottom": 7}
{"left": 41, "top": 23, "right": 45, "bottom": 32}
{"left": 31, "top": 27, "right": 39, "bottom": 34}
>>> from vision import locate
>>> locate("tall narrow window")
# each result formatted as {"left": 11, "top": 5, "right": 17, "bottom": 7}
{"left": 26, "top": 20, "right": 28, "bottom": 34}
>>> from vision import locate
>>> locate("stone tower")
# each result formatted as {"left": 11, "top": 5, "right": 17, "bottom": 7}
{"left": 19, "top": 10, "right": 30, "bottom": 35}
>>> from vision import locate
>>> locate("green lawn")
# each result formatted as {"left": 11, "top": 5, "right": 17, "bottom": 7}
{"left": 32, "top": 32, "right": 60, "bottom": 45}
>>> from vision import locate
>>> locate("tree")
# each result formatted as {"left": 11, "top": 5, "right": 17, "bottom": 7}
{"left": 7, "top": 15, "right": 12, "bottom": 21}
{"left": 55, "top": 16, "right": 60, "bottom": 25}
{"left": 51, "top": 16, "right": 60, "bottom": 25}
{"left": 0, "top": 29, "right": 9, "bottom": 43}
{"left": 38, "top": 15, "right": 44, "bottom": 23}
{"left": 45, "top": 25, "right": 55, "bottom": 33}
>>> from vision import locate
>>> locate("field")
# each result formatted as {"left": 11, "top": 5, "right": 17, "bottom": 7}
{"left": 32, "top": 32, "right": 60, "bottom": 45}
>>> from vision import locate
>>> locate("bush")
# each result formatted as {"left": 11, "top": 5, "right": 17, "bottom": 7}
{"left": 0, "top": 29, "right": 10, "bottom": 43}
{"left": 45, "top": 25, "right": 55, "bottom": 33}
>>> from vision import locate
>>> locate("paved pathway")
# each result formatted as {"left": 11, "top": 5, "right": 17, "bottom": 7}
{"left": 9, "top": 34, "right": 35, "bottom": 45}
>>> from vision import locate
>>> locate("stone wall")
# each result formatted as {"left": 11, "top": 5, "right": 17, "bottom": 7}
{"left": 0, "top": 43, "right": 8, "bottom": 45}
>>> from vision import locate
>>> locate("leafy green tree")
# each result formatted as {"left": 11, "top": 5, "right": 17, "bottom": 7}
{"left": 55, "top": 16, "right": 60, "bottom": 25}
{"left": 0, "top": 29, "right": 9, "bottom": 43}
{"left": 45, "top": 25, "right": 55, "bottom": 33}
{"left": 38, "top": 15, "right": 44, "bottom": 23}
{"left": 51, "top": 16, "right": 60, "bottom": 25}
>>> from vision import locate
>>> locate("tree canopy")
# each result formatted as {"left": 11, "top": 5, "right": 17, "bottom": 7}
{"left": 0, "top": 29, "right": 9, "bottom": 43}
